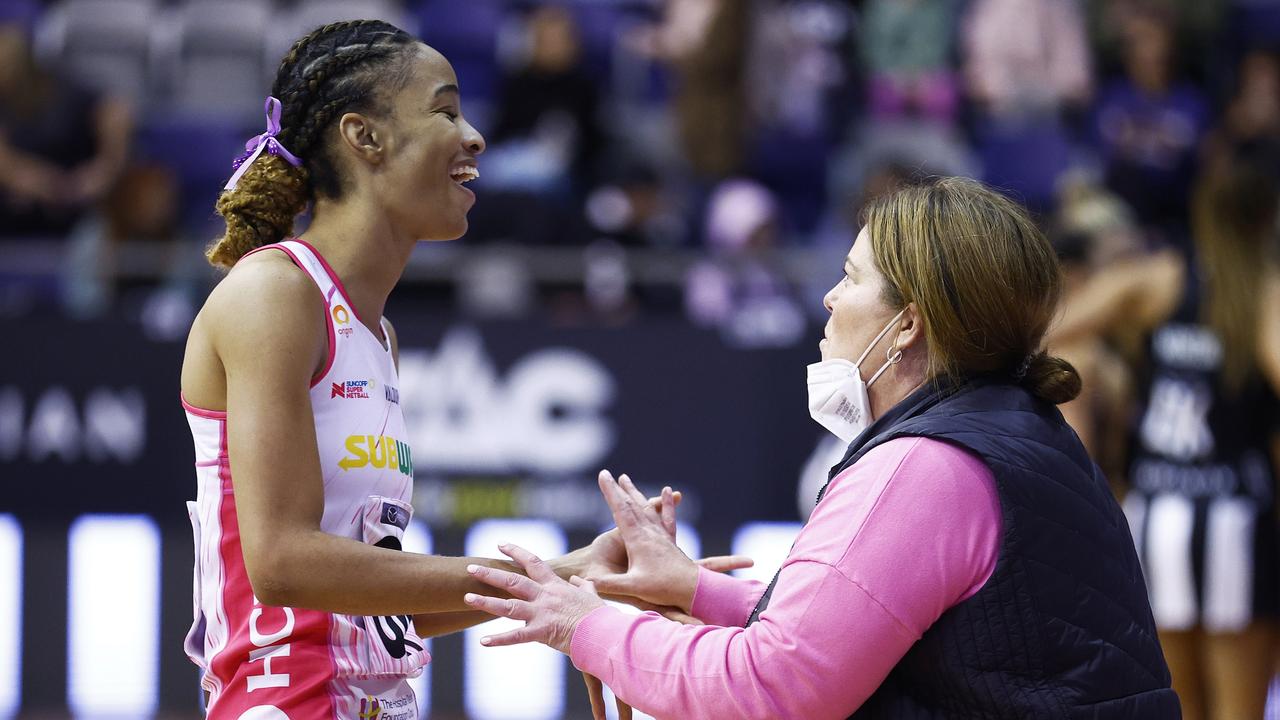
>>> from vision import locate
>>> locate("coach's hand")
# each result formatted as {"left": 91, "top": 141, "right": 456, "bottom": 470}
{"left": 567, "top": 474, "right": 683, "bottom": 583}
{"left": 563, "top": 473, "right": 748, "bottom": 593}
{"left": 587, "top": 472, "right": 745, "bottom": 613}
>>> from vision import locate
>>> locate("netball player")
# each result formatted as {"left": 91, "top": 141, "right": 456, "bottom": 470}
{"left": 1053, "top": 155, "right": 1280, "bottom": 719}
{"left": 177, "top": 19, "right": 620, "bottom": 718}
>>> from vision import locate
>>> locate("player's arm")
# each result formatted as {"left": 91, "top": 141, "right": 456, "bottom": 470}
{"left": 410, "top": 610, "right": 498, "bottom": 639}
{"left": 1255, "top": 271, "right": 1280, "bottom": 515}
{"left": 1257, "top": 269, "right": 1280, "bottom": 397}
{"left": 1049, "top": 249, "right": 1183, "bottom": 345}
{"left": 209, "top": 255, "right": 521, "bottom": 615}
{"left": 379, "top": 315, "right": 499, "bottom": 633}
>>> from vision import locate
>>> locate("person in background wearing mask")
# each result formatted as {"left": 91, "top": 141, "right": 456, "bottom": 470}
{"left": 1051, "top": 154, "right": 1280, "bottom": 720}
{"left": 458, "top": 177, "right": 1178, "bottom": 719}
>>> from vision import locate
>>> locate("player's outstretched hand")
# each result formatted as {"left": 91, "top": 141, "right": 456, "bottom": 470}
{"left": 463, "top": 543, "right": 604, "bottom": 654}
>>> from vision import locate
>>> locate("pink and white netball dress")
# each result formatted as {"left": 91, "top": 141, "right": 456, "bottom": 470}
{"left": 182, "top": 239, "right": 426, "bottom": 720}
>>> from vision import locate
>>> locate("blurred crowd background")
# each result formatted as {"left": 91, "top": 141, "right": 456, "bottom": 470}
{"left": 5, "top": 0, "right": 1280, "bottom": 717}
{"left": 3, "top": 0, "right": 1276, "bottom": 337}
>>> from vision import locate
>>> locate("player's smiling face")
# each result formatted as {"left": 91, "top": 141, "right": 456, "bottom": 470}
{"left": 377, "top": 44, "right": 485, "bottom": 241}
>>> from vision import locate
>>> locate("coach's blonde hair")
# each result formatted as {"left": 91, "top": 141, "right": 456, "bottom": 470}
{"left": 864, "top": 177, "right": 1081, "bottom": 404}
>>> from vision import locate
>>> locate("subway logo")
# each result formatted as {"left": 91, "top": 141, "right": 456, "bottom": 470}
{"left": 338, "top": 435, "right": 414, "bottom": 476}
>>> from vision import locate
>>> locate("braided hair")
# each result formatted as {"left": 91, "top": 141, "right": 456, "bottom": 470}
{"left": 207, "top": 20, "right": 417, "bottom": 268}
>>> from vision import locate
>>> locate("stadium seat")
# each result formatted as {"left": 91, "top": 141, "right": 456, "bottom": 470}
{"left": 165, "top": 0, "right": 273, "bottom": 121}
{"left": 418, "top": 0, "right": 505, "bottom": 105}
{"left": 134, "top": 117, "right": 247, "bottom": 229}
{"left": 265, "top": 0, "right": 416, "bottom": 83}
{"left": 35, "top": 0, "right": 157, "bottom": 104}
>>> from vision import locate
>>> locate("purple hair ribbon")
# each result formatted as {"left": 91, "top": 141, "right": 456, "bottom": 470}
{"left": 223, "top": 96, "right": 303, "bottom": 191}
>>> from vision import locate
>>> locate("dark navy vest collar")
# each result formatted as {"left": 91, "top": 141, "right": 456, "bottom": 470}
{"left": 821, "top": 374, "right": 976, "bottom": 497}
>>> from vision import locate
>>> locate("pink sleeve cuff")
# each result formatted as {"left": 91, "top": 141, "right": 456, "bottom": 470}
{"left": 690, "top": 566, "right": 767, "bottom": 627}
{"left": 569, "top": 605, "right": 642, "bottom": 678}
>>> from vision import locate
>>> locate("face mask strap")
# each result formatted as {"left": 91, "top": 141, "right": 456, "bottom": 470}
{"left": 854, "top": 308, "right": 907, "bottom": 371}
{"left": 868, "top": 344, "right": 904, "bottom": 387}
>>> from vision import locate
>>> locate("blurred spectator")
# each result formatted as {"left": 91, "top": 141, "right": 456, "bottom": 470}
{"left": 746, "top": 0, "right": 852, "bottom": 235}
{"left": 751, "top": 0, "right": 851, "bottom": 136}
{"left": 861, "top": 0, "right": 959, "bottom": 124}
{"left": 828, "top": 119, "right": 978, "bottom": 228}
{"left": 484, "top": 4, "right": 604, "bottom": 198}
{"left": 456, "top": 245, "right": 538, "bottom": 319}
{"left": 1086, "top": 0, "right": 1225, "bottom": 82}
{"left": 1091, "top": 5, "right": 1209, "bottom": 237}
{"left": 963, "top": 0, "right": 1092, "bottom": 116}
{"left": 962, "top": 0, "right": 1092, "bottom": 211}
{"left": 1205, "top": 47, "right": 1280, "bottom": 171}
{"left": 585, "top": 161, "right": 686, "bottom": 248}
{"left": 631, "top": 0, "right": 751, "bottom": 180}
{"left": 0, "top": 5, "right": 132, "bottom": 239}
{"left": 62, "top": 164, "right": 207, "bottom": 338}
{"left": 685, "top": 178, "right": 805, "bottom": 347}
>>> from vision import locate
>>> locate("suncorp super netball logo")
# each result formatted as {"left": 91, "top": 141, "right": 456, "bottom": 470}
{"left": 331, "top": 379, "right": 372, "bottom": 399}
{"left": 338, "top": 435, "right": 413, "bottom": 476}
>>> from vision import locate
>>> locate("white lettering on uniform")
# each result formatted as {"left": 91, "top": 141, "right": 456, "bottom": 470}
{"left": 249, "top": 606, "right": 295, "bottom": 646}
{"left": 1140, "top": 377, "right": 1214, "bottom": 461}
{"left": 237, "top": 705, "right": 291, "bottom": 719}
{"left": 1153, "top": 325, "right": 1222, "bottom": 370}
{"left": 247, "top": 602, "right": 295, "bottom": 692}
{"left": 246, "top": 644, "right": 292, "bottom": 692}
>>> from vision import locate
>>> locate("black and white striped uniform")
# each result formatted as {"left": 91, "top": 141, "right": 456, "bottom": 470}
{"left": 1125, "top": 282, "right": 1279, "bottom": 633}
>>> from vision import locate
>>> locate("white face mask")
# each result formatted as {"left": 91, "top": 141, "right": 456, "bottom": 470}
{"left": 807, "top": 310, "right": 905, "bottom": 442}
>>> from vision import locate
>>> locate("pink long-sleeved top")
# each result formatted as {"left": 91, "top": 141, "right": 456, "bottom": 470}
{"left": 570, "top": 436, "right": 1002, "bottom": 720}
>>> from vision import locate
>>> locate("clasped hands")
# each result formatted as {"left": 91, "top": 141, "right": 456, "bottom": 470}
{"left": 462, "top": 470, "right": 752, "bottom": 718}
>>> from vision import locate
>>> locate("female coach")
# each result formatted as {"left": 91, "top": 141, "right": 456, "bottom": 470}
{"left": 462, "top": 177, "right": 1181, "bottom": 719}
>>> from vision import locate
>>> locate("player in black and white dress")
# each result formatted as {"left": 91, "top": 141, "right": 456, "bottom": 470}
{"left": 1052, "top": 154, "right": 1280, "bottom": 720}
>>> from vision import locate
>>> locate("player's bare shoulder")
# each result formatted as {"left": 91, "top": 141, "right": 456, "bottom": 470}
{"left": 182, "top": 250, "right": 327, "bottom": 406}
{"left": 205, "top": 250, "right": 324, "bottom": 339}
{"left": 188, "top": 249, "right": 328, "bottom": 381}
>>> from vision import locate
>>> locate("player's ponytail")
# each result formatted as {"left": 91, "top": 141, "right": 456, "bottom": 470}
{"left": 208, "top": 155, "right": 308, "bottom": 268}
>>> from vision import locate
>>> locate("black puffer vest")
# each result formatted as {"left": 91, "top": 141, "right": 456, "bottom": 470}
{"left": 750, "top": 377, "right": 1179, "bottom": 719}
